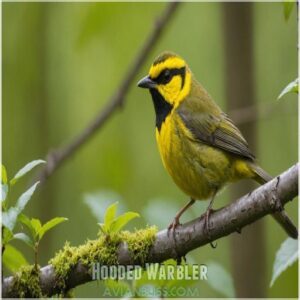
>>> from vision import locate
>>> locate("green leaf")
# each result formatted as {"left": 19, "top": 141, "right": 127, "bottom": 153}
{"left": 1, "top": 183, "right": 8, "bottom": 203}
{"left": 110, "top": 212, "right": 140, "bottom": 233}
{"left": 18, "top": 213, "right": 35, "bottom": 236}
{"left": 30, "top": 218, "right": 42, "bottom": 239}
{"left": 83, "top": 190, "right": 123, "bottom": 222}
{"left": 3, "top": 244, "right": 28, "bottom": 272}
{"left": 104, "top": 202, "right": 118, "bottom": 228}
{"left": 270, "top": 238, "right": 298, "bottom": 287}
{"left": 10, "top": 160, "right": 45, "bottom": 186}
{"left": 205, "top": 261, "right": 235, "bottom": 297}
{"left": 38, "top": 217, "right": 68, "bottom": 240}
{"left": 278, "top": 78, "right": 298, "bottom": 99}
{"left": 18, "top": 213, "right": 33, "bottom": 228}
{"left": 3, "top": 227, "right": 14, "bottom": 245}
{"left": 2, "top": 181, "right": 39, "bottom": 232}
{"left": 16, "top": 182, "right": 40, "bottom": 213}
{"left": 13, "top": 232, "right": 34, "bottom": 248}
{"left": 2, "top": 207, "right": 19, "bottom": 232}
{"left": 283, "top": 0, "right": 295, "bottom": 21}
{"left": 2, "top": 165, "right": 8, "bottom": 184}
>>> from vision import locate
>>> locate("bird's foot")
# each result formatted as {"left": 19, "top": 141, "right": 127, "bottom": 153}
{"left": 202, "top": 208, "right": 217, "bottom": 249}
{"left": 167, "top": 217, "right": 181, "bottom": 235}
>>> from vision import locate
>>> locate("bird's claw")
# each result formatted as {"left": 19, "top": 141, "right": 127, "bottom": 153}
{"left": 203, "top": 208, "right": 217, "bottom": 249}
{"left": 167, "top": 218, "right": 181, "bottom": 236}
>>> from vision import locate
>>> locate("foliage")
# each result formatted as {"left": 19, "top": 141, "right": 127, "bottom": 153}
{"left": 2, "top": 244, "right": 28, "bottom": 273}
{"left": 9, "top": 159, "right": 46, "bottom": 186}
{"left": 270, "top": 238, "right": 298, "bottom": 287}
{"left": 98, "top": 201, "right": 140, "bottom": 235}
{"left": 19, "top": 214, "right": 68, "bottom": 269}
{"left": 278, "top": 78, "right": 298, "bottom": 99}
{"left": 1, "top": 160, "right": 67, "bottom": 273}
{"left": 2, "top": 182, "right": 40, "bottom": 232}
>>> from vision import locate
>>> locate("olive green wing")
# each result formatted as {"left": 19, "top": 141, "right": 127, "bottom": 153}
{"left": 178, "top": 103, "right": 255, "bottom": 161}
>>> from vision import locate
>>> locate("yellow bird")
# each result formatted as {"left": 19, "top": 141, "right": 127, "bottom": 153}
{"left": 137, "top": 51, "right": 297, "bottom": 239}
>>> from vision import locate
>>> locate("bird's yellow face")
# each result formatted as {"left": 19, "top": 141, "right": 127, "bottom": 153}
{"left": 138, "top": 52, "right": 192, "bottom": 108}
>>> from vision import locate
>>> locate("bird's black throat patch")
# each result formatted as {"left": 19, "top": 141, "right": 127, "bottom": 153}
{"left": 149, "top": 89, "right": 173, "bottom": 131}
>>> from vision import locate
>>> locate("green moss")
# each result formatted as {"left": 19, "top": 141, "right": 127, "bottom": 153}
{"left": 49, "top": 241, "right": 77, "bottom": 291}
{"left": 120, "top": 226, "right": 157, "bottom": 264}
{"left": 10, "top": 265, "right": 42, "bottom": 298}
{"left": 49, "top": 226, "right": 157, "bottom": 294}
{"left": 49, "top": 235, "right": 121, "bottom": 294}
{"left": 7, "top": 226, "right": 157, "bottom": 297}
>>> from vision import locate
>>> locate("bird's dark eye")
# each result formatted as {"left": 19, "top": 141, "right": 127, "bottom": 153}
{"left": 159, "top": 69, "right": 172, "bottom": 84}
{"left": 155, "top": 68, "right": 176, "bottom": 85}
{"left": 164, "top": 70, "right": 171, "bottom": 81}
{"left": 154, "top": 67, "right": 186, "bottom": 87}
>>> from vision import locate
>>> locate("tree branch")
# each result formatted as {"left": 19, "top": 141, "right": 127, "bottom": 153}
{"left": 36, "top": 2, "right": 180, "bottom": 184}
{"left": 3, "top": 164, "right": 298, "bottom": 298}
{"left": 228, "top": 100, "right": 297, "bottom": 126}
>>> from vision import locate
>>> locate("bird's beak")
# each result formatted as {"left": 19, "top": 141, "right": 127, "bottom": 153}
{"left": 137, "top": 75, "right": 157, "bottom": 89}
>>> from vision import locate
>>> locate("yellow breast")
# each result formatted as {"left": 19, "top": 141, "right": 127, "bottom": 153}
{"left": 155, "top": 112, "right": 236, "bottom": 200}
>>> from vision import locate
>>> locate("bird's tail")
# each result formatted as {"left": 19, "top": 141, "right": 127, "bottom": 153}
{"left": 251, "top": 164, "right": 298, "bottom": 239}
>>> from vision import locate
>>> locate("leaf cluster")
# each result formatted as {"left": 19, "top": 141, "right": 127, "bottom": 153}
{"left": 2, "top": 160, "right": 67, "bottom": 272}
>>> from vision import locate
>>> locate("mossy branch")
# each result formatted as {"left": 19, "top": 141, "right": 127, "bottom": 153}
{"left": 2, "top": 164, "right": 298, "bottom": 298}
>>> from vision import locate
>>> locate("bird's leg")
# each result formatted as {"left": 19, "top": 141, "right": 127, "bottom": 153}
{"left": 168, "top": 198, "right": 196, "bottom": 232}
{"left": 202, "top": 192, "right": 217, "bottom": 248}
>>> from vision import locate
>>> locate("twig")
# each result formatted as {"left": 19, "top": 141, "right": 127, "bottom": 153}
{"left": 3, "top": 163, "right": 298, "bottom": 297}
{"left": 36, "top": 2, "right": 180, "bottom": 184}
{"left": 229, "top": 103, "right": 273, "bottom": 125}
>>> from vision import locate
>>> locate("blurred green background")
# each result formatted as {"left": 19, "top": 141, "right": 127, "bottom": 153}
{"left": 3, "top": 2, "right": 298, "bottom": 298}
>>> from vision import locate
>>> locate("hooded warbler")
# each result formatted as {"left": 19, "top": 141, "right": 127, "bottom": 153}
{"left": 137, "top": 51, "right": 297, "bottom": 239}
